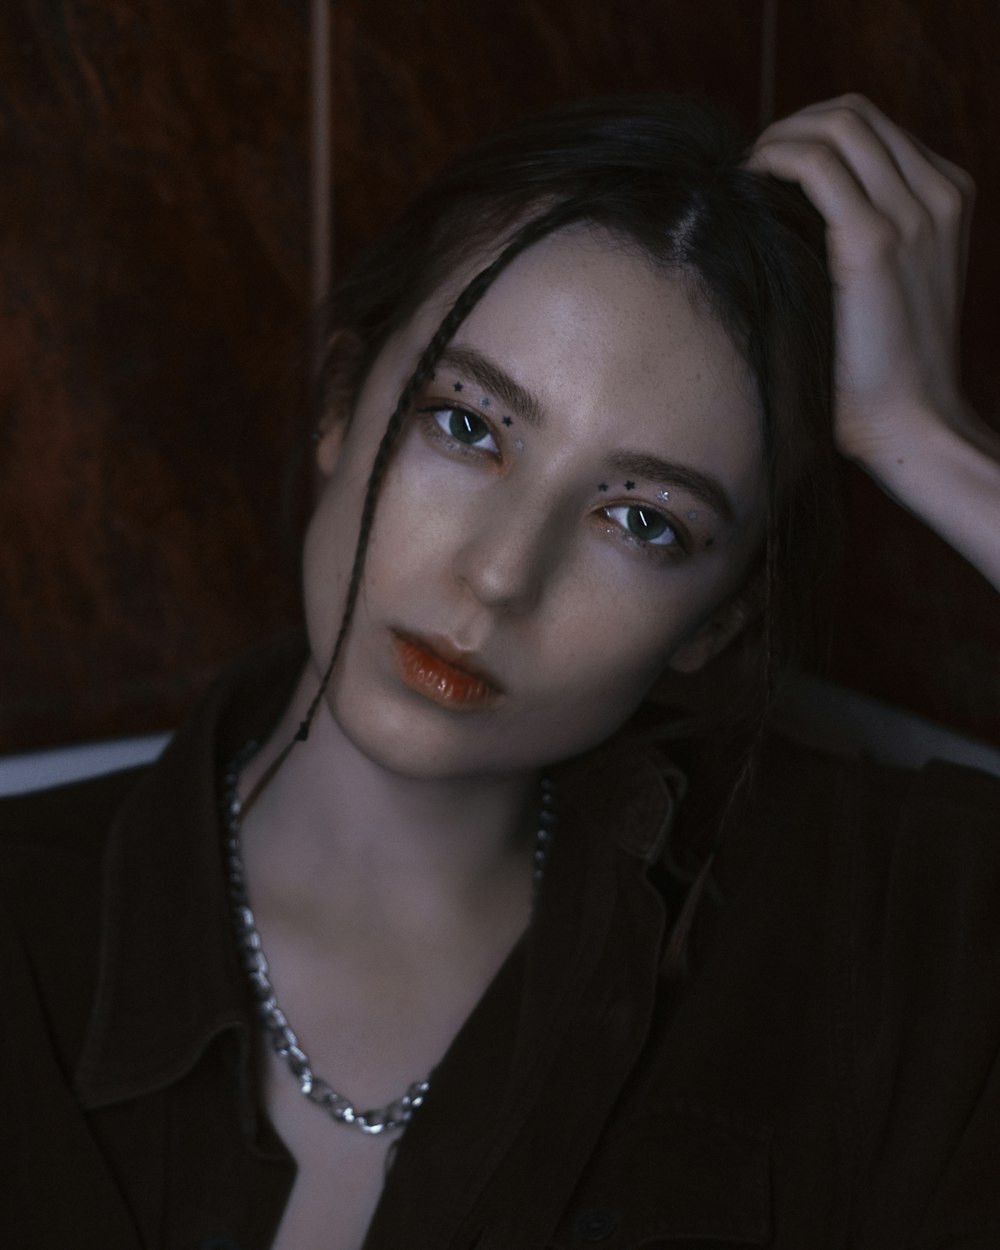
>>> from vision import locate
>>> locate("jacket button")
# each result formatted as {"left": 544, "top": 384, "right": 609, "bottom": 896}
{"left": 198, "top": 1237, "right": 242, "bottom": 1250}
{"left": 574, "top": 1207, "right": 620, "bottom": 1242}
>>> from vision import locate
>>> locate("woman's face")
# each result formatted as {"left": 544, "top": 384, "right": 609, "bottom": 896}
{"left": 304, "top": 227, "right": 767, "bottom": 780}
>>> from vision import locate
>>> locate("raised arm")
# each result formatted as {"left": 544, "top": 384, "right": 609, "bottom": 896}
{"left": 749, "top": 93, "right": 1000, "bottom": 593}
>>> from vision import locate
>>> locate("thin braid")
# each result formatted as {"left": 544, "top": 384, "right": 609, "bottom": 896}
{"left": 241, "top": 197, "right": 592, "bottom": 817}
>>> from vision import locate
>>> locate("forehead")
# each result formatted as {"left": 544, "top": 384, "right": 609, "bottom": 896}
{"left": 482, "top": 229, "right": 746, "bottom": 380}
{"left": 376, "top": 227, "right": 763, "bottom": 510}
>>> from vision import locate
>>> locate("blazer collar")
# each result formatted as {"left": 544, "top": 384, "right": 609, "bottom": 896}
{"left": 73, "top": 633, "right": 307, "bottom": 1114}
{"left": 72, "top": 633, "right": 681, "bottom": 1116}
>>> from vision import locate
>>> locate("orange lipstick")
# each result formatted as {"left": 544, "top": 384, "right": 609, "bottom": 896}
{"left": 392, "top": 632, "right": 501, "bottom": 709}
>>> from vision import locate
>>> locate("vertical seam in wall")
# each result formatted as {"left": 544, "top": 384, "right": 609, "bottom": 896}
{"left": 309, "top": 0, "right": 333, "bottom": 377}
{"left": 759, "top": 0, "right": 778, "bottom": 128}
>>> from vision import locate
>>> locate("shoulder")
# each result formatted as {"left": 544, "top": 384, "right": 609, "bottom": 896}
{"left": 0, "top": 767, "right": 148, "bottom": 1074}
{"left": 743, "top": 731, "right": 1000, "bottom": 986}
{"left": 0, "top": 765, "right": 149, "bottom": 922}
{"left": 0, "top": 764, "right": 147, "bottom": 856}
{"left": 750, "top": 733, "right": 1000, "bottom": 1237}
{"left": 747, "top": 726, "right": 1000, "bottom": 866}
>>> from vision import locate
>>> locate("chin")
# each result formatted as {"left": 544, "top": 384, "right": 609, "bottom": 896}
{"left": 322, "top": 662, "right": 646, "bottom": 782}
{"left": 325, "top": 684, "right": 499, "bottom": 781}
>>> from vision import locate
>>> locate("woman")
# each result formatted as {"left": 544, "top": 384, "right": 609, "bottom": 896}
{"left": 3, "top": 94, "right": 999, "bottom": 1249}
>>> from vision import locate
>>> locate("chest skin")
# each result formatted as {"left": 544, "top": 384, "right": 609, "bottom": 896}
{"left": 262, "top": 1044, "right": 398, "bottom": 1250}
{"left": 244, "top": 871, "right": 536, "bottom": 1250}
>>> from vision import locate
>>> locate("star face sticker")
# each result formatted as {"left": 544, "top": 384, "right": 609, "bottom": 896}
{"left": 687, "top": 510, "right": 698, "bottom": 520}
{"left": 598, "top": 482, "right": 609, "bottom": 492}
{"left": 658, "top": 489, "right": 670, "bottom": 502}
{"left": 479, "top": 396, "right": 490, "bottom": 407}
{"left": 514, "top": 438, "right": 525, "bottom": 451}
{"left": 502, "top": 415, "right": 512, "bottom": 427}
{"left": 453, "top": 381, "right": 463, "bottom": 392}
{"left": 625, "top": 481, "right": 636, "bottom": 491}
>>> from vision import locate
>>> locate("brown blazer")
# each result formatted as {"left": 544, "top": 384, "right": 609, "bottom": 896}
{"left": 3, "top": 635, "right": 1000, "bottom": 1249}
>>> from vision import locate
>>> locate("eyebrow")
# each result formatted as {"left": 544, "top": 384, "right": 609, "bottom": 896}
{"left": 607, "top": 451, "right": 736, "bottom": 524}
{"left": 436, "top": 344, "right": 736, "bottom": 524}
{"left": 437, "top": 346, "right": 546, "bottom": 428}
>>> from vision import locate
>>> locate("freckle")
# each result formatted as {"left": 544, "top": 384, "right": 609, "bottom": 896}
{"left": 453, "top": 381, "right": 463, "bottom": 392}
{"left": 896, "top": 458, "right": 904, "bottom": 465}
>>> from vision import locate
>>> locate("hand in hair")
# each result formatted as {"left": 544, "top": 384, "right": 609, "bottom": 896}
{"left": 748, "top": 93, "right": 1000, "bottom": 593}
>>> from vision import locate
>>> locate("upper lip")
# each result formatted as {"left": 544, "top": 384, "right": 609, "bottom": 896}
{"left": 394, "top": 629, "right": 505, "bottom": 693}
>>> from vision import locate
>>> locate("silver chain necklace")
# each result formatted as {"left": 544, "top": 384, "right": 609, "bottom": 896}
{"left": 221, "top": 740, "right": 556, "bottom": 1136}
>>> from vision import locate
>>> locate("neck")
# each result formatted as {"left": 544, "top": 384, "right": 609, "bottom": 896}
{"left": 236, "top": 664, "right": 542, "bottom": 944}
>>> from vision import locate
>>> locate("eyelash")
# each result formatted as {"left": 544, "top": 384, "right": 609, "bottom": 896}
{"left": 600, "top": 503, "right": 689, "bottom": 559}
{"left": 417, "top": 404, "right": 501, "bottom": 458}
{"left": 415, "top": 400, "right": 692, "bottom": 561}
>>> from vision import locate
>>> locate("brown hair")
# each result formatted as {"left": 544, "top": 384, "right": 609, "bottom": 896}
{"left": 308, "top": 95, "right": 837, "bottom": 736}
{"left": 259, "top": 95, "right": 839, "bottom": 967}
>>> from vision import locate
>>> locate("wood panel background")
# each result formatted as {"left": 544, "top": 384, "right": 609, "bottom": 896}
{"left": 1, "top": 0, "right": 997, "bottom": 752}
{"left": 0, "top": 0, "right": 310, "bottom": 749}
{"left": 774, "top": 0, "right": 1000, "bottom": 744}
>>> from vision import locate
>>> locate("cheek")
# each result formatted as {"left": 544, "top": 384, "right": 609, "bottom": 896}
{"left": 301, "top": 435, "right": 443, "bottom": 651}
{"left": 301, "top": 473, "right": 367, "bottom": 660}
{"left": 527, "top": 598, "right": 683, "bottom": 731}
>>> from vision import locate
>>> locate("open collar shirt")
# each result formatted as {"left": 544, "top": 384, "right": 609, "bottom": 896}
{"left": 3, "top": 634, "right": 1000, "bottom": 1249}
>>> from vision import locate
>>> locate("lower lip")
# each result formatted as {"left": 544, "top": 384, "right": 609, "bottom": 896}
{"left": 392, "top": 634, "right": 501, "bottom": 709}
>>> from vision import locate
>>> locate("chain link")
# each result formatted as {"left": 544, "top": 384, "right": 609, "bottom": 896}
{"left": 222, "top": 740, "right": 555, "bottom": 1136}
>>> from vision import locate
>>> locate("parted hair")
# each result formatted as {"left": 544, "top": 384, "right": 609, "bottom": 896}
{"left": 246, "top": 94, "right": 841, "bottom": 973}
{"left": 308, "top": 94, "right": 838, "bottom": 739}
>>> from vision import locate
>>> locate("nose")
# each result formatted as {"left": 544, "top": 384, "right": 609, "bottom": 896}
{"left": 451, "top": 498, "right": 556, "bottom": 615}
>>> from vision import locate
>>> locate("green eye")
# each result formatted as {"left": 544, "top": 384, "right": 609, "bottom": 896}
{"left": 419, "top": 404, "right": 501, "bottom": 456}
{"left": 603, "top": 503, "right": 681, "bottom": 554}
{"left": 448, "top": 409, "right": 491, "bottom": 445}
{"left": 626, "top": 506, "right": 669, "bottom": 542}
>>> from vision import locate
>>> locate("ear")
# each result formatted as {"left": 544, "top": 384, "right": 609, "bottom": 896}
{"left": 315, "top": 417, "right": 347, "bottom": 476}
{"left": 665, "top": 575, "right": 764, "bottom": 675}
{"left": 314, "top": 327, "right": 364, "bottom": 477}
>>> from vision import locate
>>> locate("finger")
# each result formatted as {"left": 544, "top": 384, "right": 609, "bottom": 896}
{"left": 757, "top": 95, "right": 974, "bottom": 300}
{"left": 892, "top": 126, "right": 976, "bottom": 300}
{"left": 747, "top": 137, "right": 894, "bottom": 262}
{"left": 759, "top": 95, "right": 973, "bottom": 231}
{"left": 753, "top": 109, "right": 932, "bottom": 239}
{"left": 830, "top": 95, "right": 974, "bottom": 230}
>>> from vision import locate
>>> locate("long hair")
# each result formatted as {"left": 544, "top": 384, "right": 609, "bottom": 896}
{"left": 318, "top": 95, "right": 837, "bottom": 727}
{"left": 258, "top": 95, "right": 839, "bottom": 969}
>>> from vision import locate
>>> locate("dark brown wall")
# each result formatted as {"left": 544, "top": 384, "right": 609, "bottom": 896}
{"left": 773, "top": 0, "right": 1000, "bottom": 742}
{"left": 330, "top": 0, "right": 767, "bottom": 267}
{"left": 1, "top": 0, "right": 768, "bottom": 752}
{"left": 1, "top": 1, "right": 309, "bottom": 750}
{"left": 2, "top": 0, "right": 997, "bottom": 751}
